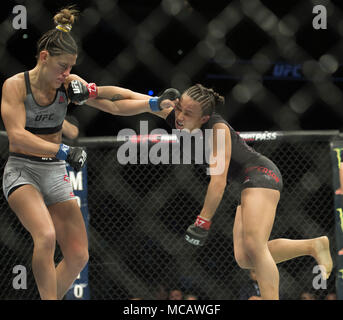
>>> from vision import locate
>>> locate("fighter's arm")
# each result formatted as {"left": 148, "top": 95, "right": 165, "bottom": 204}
{"left": 97, "top": 85, "right": 151, "bottom": 101}
{"left": 65, "top": 74, "right": 175, "bottom": 119}
{"left": 1, "top": 77, "right": 60, "bottom": 155}
{"left": 200, "top": 123, "right": 231, "bottom": 220}
{"left": 97, "top": 85, "right": 174, "bottom": 119}
{"left": 62, "top": 116, "right": 79, "bottom": 140}
{"left": 185, "top": 123, "right": 231, "bottom": 246}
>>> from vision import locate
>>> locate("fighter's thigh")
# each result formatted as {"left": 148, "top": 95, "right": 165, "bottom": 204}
{"left": 240, "top": 188, "right": 280, "bottom": 243}
{"left": 48, "top": 200, "right": 88, "bottom": 252}
{"left": 8, "top": 185, "right": 55, "bottom": 239}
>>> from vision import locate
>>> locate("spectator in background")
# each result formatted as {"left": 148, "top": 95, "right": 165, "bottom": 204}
{"left": 325, "top": 292, "right": 337, "bottom": 300}
{"left": 169, "top": 288, "right": 183, "bottom": 300}
{"left": 184, "top": 293, "right": 198, "bottom": 300}
{"left": 300, "top": 291, "right": 316, "bottom": 300}
{"left": 154, "top": 284, "right": 169, "bottom": 300}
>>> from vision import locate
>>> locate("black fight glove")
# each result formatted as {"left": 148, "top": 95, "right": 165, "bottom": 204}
{"left": 185, "top": 216, "right": 212, "bottom": 246}
{"left": 56, "top": 144, "right": 87, "bottom": 171}
{"left": 68, "top": 80, "right": 98, "bottom": 104}
{"left": 67, "top": 147, "right": 87, "bottom": 172}
{"left": 149, "top": 88, "right": 181, "bottom": 111}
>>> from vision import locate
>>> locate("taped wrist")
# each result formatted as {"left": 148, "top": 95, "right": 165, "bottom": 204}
{"left": 87, "top": 83, "right": 98, "bottom": 99}
{"left": 56, "top": 143, "right": 70, "bottom": 160}
{"left": 149, "top": 97, "right": 160, "bottom": 111}
{"left": 194, "top": 216, "right": 212, "bottom": 230}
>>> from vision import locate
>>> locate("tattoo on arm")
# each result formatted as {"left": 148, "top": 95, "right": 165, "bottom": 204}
{"left": 110, "top": 94, "right": 124, "bottom": 101}
{"left": 97, "top": 94, "right": 124, "bottom": 101}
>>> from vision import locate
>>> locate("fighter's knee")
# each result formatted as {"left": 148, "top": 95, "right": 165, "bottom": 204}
{"left": 243, "top": 235, "right": 266, "bottom": 261}
{"left": 78, "top": 250, "right": 89, "bottom": 270}
{"left": 65, "top": 245, "right": 89, "bottom": 270}
{"left": 234, "top": 248, "right": 253, "bottom": 269}
{"left": 33, "top": 230, "right": 56, "bottom": 252}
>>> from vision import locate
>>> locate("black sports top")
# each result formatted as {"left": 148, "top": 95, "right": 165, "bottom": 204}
{"left": 165, "top": 109, "right": 263, "bottom": 178}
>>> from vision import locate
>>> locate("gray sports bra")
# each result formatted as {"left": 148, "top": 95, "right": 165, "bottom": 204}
{"left": 24, "top": 71, "right": 68, "bottom": 134}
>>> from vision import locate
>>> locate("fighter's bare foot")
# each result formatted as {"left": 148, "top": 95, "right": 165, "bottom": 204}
{"left": 312, "top": 236, "right": 333, "bottom": 280}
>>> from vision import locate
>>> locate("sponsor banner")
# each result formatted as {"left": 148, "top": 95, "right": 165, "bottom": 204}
{"left": 65, "top": 163, "right": 90, "bottom": 300}
{"left": 330, "top": 141, "right": 343, "bottom": 300}
{"left": 238, "top": 131, "right": 279, "bottom": 142}
{"left": 118, "top": 131, "right": 280, "bottom": 143}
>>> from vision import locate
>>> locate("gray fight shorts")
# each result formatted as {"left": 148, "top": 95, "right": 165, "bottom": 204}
{"left": 2, "top": 153, "right": 76, "bottom": 206}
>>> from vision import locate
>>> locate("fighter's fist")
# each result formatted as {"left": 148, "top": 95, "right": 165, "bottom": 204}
{"left": 185, "top": 216, "right": 212, "bottom": 246}
{"left": 149, "top": 88, "right": 181, "bottom": 111}
{"left": 66, "top": 147, "right": 87, "bottom": 172}
{"left": 68, "top": 80, "right": 98, "bottom": 104}
{"left": 56, "top": 143, "right": 87, "bottom": 172}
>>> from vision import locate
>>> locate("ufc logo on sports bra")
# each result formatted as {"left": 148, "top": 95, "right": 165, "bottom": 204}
{"left": 34, "top": 114, "right": 54, "bottom": 121}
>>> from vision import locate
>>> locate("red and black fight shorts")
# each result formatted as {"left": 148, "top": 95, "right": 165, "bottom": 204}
{"left": 240, "top": 155, "right": 283, "bottom": 193}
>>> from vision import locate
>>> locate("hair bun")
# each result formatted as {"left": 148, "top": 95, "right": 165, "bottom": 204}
{"left": 213, "top": 92, "right": 225, "bottom": 105}
{"left": 205, "top": 87, "right": 225, "bottom": 105}
{"left": 54, "top": 6, "right": 79, "bottom": 30}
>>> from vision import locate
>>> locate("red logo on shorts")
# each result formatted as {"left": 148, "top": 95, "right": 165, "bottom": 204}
{"left": 70, "top": 192, "right": 75, "bottom": 197}
{"left": 245, "top": 166, "right": 280, "bottom": 183}
{"left": 63, "top": 174, "right": 70, "bottom": 183}
{"left": 59, "top": 95, "right": 65, "bottom": 103}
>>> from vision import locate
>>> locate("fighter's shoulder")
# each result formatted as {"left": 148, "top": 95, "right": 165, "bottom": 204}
{"left": 212, "top": 121, "right": 230, "bottom": 130}
{"left": 212, "top": 122, "right": 232, "bottom": 142}
{"left": 210, "top": 114, "right": 231, "bottom": 132}
{"left": 2, "top": 73, "right": 26, "bottom": 98}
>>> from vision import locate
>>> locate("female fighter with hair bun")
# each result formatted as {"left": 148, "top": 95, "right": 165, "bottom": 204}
{"left": 1, "top": 6, "right": 176, "bottom": 299}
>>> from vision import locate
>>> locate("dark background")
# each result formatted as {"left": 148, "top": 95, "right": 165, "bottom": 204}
{"left": 1, "top": 0, "right": 343, "bottom": 136}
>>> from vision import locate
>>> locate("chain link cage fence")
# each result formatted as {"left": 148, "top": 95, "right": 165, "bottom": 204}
{"left": 0, "top": 131, "right": 337, "bottom": 300}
